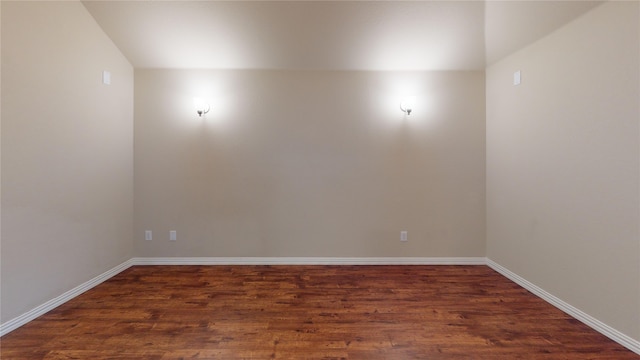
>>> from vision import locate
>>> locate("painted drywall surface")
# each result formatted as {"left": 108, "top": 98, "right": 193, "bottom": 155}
{"left": 1, "top": 2, "right": 134, "bottom": 322}
{"left": 486, "top": 2, "right": 639, "bottom": 340}
{"left": 0, "top": 0, "right": 3, "bottom": 322}
{"left": 483, "top": 1, "right": 603, "bottom": 65}
{"left": 83, "top": 1, "right": 486, "bottom": 71}
{"left": 134, "top": 70, "right": 485, "bottom": 258}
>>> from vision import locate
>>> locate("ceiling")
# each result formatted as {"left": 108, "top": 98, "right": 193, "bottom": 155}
{"left": 83, "top": 1, "right": 603, "bottom": 71}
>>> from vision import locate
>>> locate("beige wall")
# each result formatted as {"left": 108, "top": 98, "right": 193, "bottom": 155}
{"left": 134, "top": 70, "right": 485, "bottom": 258}
{"left": 0, "top": 0, "right": 3, "bottom": 322}
{"left": 486, "top": 1, "right": 640, "bottom": 341}
{"left": 1, "top": 1, "right": 134, "bottom": 322}
{"left": 4, "top": 0, "right": 637, "bottom": 350}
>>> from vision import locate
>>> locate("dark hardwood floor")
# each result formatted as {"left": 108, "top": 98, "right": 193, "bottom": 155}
{"left": 1, "top": 265, "right": 637, "bottom": 359}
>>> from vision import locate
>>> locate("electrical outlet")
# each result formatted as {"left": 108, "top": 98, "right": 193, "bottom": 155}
{"left": 145, "top": 230, "right": 152, "bottom": 241}
{"left": 400, "top": 231, "right": 408, "bottom": 242}
{"left": 170, "top": 230, "right": 177, "bottom": 241}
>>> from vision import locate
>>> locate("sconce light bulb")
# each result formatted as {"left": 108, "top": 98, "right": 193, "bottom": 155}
{"left": 400, "top": 96, "right": 416, "bottom": 116}
{"left": 194, "top": 97, "right": 210, "bottom": 117}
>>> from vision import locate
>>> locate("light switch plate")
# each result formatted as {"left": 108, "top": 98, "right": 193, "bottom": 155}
{"left": 102, "top": 70, "right": 111, "bottom": 85}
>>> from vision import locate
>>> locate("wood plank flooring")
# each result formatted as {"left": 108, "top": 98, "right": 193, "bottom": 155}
{"left": 1, "top": 265, "right": 637, "bottom": 359}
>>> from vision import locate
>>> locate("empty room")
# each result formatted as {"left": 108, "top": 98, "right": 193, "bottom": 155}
{"left": 1, "top": 0, "right": 639, "bottom": 358}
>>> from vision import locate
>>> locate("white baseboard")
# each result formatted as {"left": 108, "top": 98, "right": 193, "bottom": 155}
{"left": 486, "top": 258, "right": 640, "bottom": 355}
{"left": 3, "top": 256, "right": 638, "bottom": 356}
{"left": 0, "top": 258, "right": 134, "bottom": 337}
{"left": 0, "top": 257, "right": 483, "bottom": 336}
{"left": 131, "top": 256, "right": 486, "bottom": 266}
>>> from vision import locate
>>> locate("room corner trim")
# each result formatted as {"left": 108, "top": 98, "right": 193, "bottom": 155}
{"left": 0, "top": 259, "right": 135, "bottom": 337}
{"left": 486, "top": 258, "right": 640, "bottom": 355}
{"left": 130, "top": 256, "right": 487, "bottom": 266}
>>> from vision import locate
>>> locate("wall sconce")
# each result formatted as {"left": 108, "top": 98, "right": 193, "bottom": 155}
{"left": 400, "top": 96, "right": 416, "bottom": 116}
{"left": 194, "top": 97, "right": 210, "bottom": 117}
